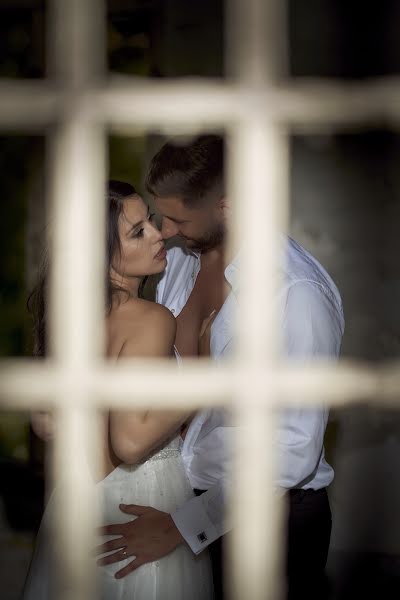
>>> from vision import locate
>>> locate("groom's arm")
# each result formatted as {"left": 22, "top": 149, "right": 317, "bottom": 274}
{"left": 275, "top": 281, "right": 344, "bottom": 489}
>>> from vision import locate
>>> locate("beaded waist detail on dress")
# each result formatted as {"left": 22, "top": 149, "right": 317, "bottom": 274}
{"left": 142, "top": 446, "right": 181, "bottom": 463}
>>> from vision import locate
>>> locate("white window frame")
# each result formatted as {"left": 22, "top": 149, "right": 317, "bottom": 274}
{"left": 0, "top": 1, "right": 399, "bottom": 599}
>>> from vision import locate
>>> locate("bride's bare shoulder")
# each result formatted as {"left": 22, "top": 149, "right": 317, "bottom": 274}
{"left": 107, "top": 297, "right": 176, "bottom": 358}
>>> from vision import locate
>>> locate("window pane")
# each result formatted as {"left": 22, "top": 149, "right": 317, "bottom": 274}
{"left": 290, "top": 130, "right": 400, "bottom": 597}
{"left": 289, "top": 0, "right": 400, "bottom": 78}
{"left": 0, "top": 1, "right": 46, "bottom": 79}
{"left": 0, "top": 135, "right": 45, "bottom": 358}
{"left": 107, "top": 0, "right": 224, "bottom": 78}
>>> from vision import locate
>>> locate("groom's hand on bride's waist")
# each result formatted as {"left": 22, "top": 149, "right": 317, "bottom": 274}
{"left": 95, "top": 504, "right": 185, "bottom": 579}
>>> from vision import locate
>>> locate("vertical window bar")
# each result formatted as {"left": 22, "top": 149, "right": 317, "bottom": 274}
{"left": 48, "top": 0, "right": 106, "bottom": 86}
{"left": 229, "top": 119, "right": 288, "bottom": 600}
{"left": 48, "top": 120, "right": 106, "bottom": 600}
{"left": 47, "top": 2, "right": 106, "bottom": 599}
{"left": 227, "top": 1, "right": 289, "bottom": 598}
{"left": 48, "top": 120, "right": 106, "bottom": 369}
{"left": 227, "top": 0, "right": 287, "bottom": 83}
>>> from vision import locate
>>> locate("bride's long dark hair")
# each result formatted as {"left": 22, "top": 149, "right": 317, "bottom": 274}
{"left": 28, "top": 180, "right": 138, "bottom": 357}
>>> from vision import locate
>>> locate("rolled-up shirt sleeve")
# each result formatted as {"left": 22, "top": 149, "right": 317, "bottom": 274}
{"left": 275, "top": 281, "right": 344, "bottom": 490}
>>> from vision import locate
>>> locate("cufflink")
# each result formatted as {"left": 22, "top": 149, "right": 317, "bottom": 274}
{"left": 197, "top": 531, "right": 208, "bottom": 543}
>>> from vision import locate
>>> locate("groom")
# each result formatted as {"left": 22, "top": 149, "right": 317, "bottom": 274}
{"left": 97, "top": 135, "right": 344, "bottom": 599}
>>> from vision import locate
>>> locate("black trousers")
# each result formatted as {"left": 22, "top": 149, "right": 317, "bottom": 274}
{"left": 286, "top": 488, "right": 332, "bottom": 600}
{"left": 195, "top": 487, "right": 332, "bottom": 600}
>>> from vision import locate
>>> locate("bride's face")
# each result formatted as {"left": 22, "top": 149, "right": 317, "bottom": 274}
{"left": 112, "top": 195, "right": 167, "bottom": 278}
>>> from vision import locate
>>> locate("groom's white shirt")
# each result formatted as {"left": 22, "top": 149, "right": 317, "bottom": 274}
{"left": 156, "top": 236, "right": 345, "bottom": 554}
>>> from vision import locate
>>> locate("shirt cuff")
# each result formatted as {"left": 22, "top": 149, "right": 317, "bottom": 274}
{"left": 171, "top": 495, "right": 220, "bottom": 555}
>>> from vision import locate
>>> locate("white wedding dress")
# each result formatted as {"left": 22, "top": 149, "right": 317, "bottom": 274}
{"left": 22, "top": 435, "right": 213, "bottom": 599}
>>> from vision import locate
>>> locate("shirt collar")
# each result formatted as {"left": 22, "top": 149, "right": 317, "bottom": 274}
{"left": 224, "top": 251, "right": 241, "bottom": 293}
{"left": 185, "top": 245, "right": 240, "bottom": 292}
{"left": 223, "top": 239, "right": 287, "bottom": 295}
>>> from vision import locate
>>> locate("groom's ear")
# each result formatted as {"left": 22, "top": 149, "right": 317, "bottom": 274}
{"left": 218, "top": 196, "right": 231, "bottom": 222}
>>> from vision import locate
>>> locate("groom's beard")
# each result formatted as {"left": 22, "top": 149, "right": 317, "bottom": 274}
{"left": 183, "top": 222, "right": 226, "bottom": 253}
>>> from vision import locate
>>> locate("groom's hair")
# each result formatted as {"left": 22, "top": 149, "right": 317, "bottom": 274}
{"left": 145, "top": 134, "right": 225, "bottom": 207}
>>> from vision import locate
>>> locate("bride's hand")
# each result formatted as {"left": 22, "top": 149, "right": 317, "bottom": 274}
{"left": 198, "top": 309, "right": 217, "bottom": 357}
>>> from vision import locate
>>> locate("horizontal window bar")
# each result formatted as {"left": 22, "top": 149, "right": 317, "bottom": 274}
{"left": 0, "top": 360, "right": 394, "bottom": 409}
{"left": 0, "top": 78, "right": 400, "bottom": 130}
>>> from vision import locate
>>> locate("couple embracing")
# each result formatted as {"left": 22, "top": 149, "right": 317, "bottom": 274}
{"left": 24, "top": 135, "right": 344, "bottom": 600}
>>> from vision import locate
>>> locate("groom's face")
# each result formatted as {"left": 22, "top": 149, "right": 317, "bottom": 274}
{"left": 154, "top": 196, "right": 225, "bottom": 253}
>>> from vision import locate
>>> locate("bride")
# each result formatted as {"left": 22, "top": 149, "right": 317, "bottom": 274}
{"left": 23, "top": 180, "right": 213, "bottom": 599}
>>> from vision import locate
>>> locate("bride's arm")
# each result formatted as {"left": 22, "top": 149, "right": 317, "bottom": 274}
{"left": 109, "top": 305, "right": 193, "bottom": 464}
